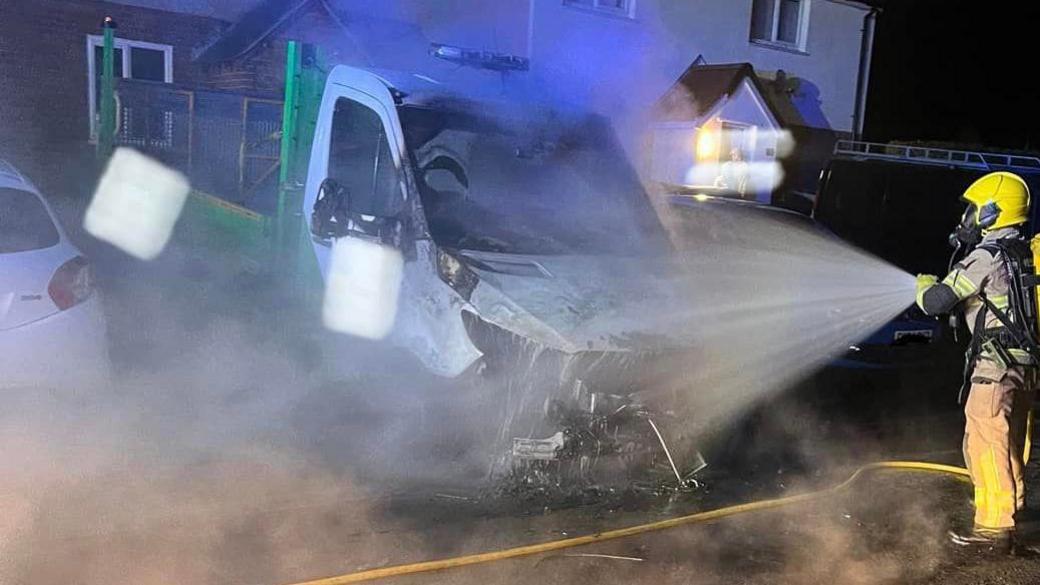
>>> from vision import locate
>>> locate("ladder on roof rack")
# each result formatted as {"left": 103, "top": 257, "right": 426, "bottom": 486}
{"left": 834, "top": 140, "right": 1040, "bottom": 173}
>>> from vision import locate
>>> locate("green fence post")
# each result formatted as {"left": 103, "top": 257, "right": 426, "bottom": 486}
{"left": 276, "top": 42, "right": 328, "bottom": 298}
{"left": 276, "top": 41, "right": 301, "bottom": 258}
{"left": 295, "top": 45, "right": 325, "bottom": 184}
{"left": 97, "top": 17, "right": 117, "bottom": 163}
{"left": 292, "top": 45, "right": 327, "bottom": 298}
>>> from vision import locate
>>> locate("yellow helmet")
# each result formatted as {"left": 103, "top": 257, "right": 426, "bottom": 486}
{"left": 962, "top": 171, "right": 1031, "bottom": 231}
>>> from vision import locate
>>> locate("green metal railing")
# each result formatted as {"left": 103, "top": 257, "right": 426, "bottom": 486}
{"left": 94, "top": 20, "right": 325, "bottom": 291}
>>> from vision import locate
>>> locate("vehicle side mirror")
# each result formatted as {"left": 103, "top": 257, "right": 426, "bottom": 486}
{"left": 311, "top": 177, "right": 350, "bottom": 241}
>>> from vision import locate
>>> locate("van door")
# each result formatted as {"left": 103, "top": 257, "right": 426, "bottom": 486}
{"left": 304, "top": 69, "right": 482, "bottom": 375}
{"left": 304, "top": 75, "right": 408, "bottom": 277}
{"left": 302, "top": 72, "right": 410, "bottom": 342}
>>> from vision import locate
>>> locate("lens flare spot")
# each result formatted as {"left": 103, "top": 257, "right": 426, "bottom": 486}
{"left": 84, "top": 148, "right": 190, "bottom": 261}
{"left": 323, "top": 237, "right": 404, "bottom": 340}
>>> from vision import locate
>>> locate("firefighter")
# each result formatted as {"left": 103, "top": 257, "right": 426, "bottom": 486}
{"left": 916, "top": 171, "right": 1037, "bottom": 552}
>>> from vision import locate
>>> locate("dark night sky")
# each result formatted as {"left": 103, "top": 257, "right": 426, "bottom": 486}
{"left": 866, "top": 2, "right": 1040, "bottom": 151}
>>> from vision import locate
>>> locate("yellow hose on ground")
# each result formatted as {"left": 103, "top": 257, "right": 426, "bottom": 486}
{"left": 284, "top": 461, "right": 970, "bottom": 585}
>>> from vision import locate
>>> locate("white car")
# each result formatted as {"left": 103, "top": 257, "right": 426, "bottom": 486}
{"left": 0, "top": 160, "right": 109, "bottom": 390}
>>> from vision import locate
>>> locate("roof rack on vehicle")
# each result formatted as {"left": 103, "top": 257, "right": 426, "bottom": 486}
{"left": 834, "top": 140, "right": 1040, "bottom": 174}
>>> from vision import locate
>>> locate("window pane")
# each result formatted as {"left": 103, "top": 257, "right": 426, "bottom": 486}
{"left": 328, "top": 99, "right": 400, "bottom": 217}
{"left": 750, "top": 0, "right": 775, "bottom": 41}
{"left": 93, "top": 45, "right": 125, "bottom": 78}
{"left": 93, "top": 46, "right": 124, "bottom": 110}
{"left": 130, "top": 47, "right": 166, "bottom": 82}
{"left": 567, "top": 0, "right": 631, "bottom": 13}
{"left": 0, "top": 188, "right": 60, "bottom": 253}
{"left": 777, "top": 0, "right": 802, "bottom": 44}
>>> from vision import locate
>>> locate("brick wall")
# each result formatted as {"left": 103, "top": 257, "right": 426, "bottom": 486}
{"left": 0, "top": 0, "right": 225, "bottom": 198}
{"left": 204, "top": 40, "right": 287, "bottom": 96}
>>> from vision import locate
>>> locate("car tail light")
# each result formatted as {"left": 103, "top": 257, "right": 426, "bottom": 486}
{"left": 48, "top": 256, "right": 95, "bottom": 310}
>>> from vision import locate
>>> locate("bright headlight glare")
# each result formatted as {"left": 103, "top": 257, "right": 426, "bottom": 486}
{"left": 695, "top": 129, "right": 720, "bottom": 161}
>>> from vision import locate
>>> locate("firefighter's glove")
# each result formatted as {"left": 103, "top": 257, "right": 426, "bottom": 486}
{"left": 915, "top": 274, "right": 938, "bottom": 309}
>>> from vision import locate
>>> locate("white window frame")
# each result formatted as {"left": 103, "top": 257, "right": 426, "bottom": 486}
{"left": 86, "top": 35, "right": 173, "bottom": 140}
{"left": 563, "top": 0, "right": 637, "bottom": 20}
{"left": 750, "top": 0, "right": 812, "bottom": 53}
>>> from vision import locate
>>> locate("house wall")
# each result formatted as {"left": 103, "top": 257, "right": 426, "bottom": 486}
{"left": 386, "top": 0, "right": 868, "bottom": 177}
{"left": 527, "top": 0, "right": 666, "bottom": 130}
{"left": 657, "top": 0, "right": 869, "bottom": 132}
{"left": 0, "top": 0, "right": 224, "bottom": 195}
{"left": 411, "top": 1, "right": 529, "bottom": 57}
{"left": 523, "top": 0, "right": 869, "bottom": 134}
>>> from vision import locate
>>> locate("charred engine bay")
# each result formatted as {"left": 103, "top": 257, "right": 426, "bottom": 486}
{"left": 461, "top": 310, "right": 709, "bottom": 508}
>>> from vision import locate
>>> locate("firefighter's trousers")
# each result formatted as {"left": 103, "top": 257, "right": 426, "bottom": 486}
{"left": 963, "top": 365, "right": 1036, "bottom": 531}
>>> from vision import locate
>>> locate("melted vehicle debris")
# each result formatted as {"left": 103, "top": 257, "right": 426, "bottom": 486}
{"left": 482, "top": 379, "right": 707, "bottom": 512}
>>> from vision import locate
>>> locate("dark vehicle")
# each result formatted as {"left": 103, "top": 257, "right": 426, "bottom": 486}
{"left": 816, "top": 141, "right": 1040, "bottom": 274}
{"left": 664, "top": 182, "right": 932, "bottom": 371}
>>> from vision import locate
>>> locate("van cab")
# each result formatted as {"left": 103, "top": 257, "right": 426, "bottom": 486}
{"left": 303, "top": 66, "right": 675, "bottom": 380}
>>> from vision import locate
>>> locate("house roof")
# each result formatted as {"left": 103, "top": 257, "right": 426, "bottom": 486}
{"left": 105, "top": 0, "right": 261, "bottom": 21}
{"left": 656, "top": 62, "right": 787, "bottom": 125}
{"left": 193, "top": 0, "right": 429, "bottom": 67}
{"left": 194, "top": 0, "right": 311, "bottom": 64}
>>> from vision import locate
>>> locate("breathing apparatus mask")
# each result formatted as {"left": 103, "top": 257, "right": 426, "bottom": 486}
{"left": 946, "top": 201, "right": 1002, "bottom": 338}
{"left": 949, "top": 200, "right": 1002, "bottom": 251}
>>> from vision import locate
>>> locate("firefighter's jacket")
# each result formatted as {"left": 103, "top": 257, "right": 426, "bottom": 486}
{"left": 919, "top": 227, "right": 1029, "bottom": 380}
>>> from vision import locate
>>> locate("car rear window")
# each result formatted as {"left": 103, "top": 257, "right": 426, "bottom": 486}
{"left": 0, "top": 187, "right": 60, "bottom": 253}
